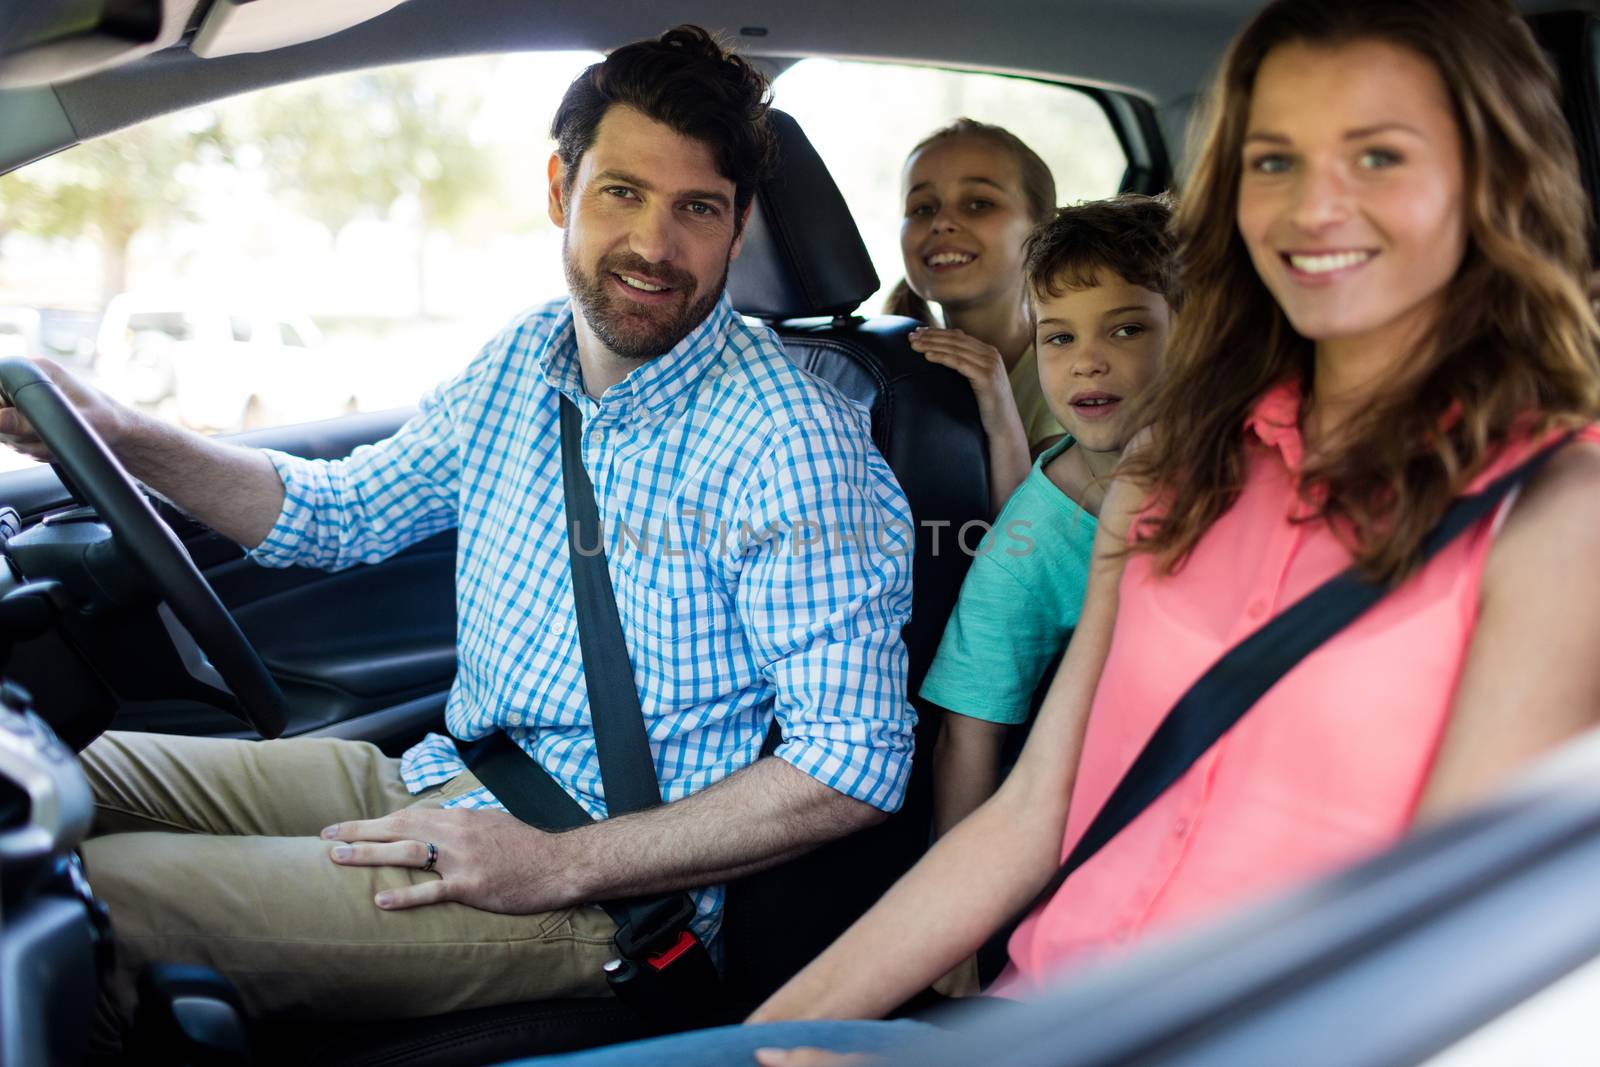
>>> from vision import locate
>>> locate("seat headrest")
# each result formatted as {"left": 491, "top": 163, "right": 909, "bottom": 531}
{"left": 728, "top": 110, "right": 880, "bottom": 320}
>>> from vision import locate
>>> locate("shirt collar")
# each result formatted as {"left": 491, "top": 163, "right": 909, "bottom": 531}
{"left": 1033, "top": 433, "right": 1076, "bottom": 471}
{"left": 536, "top": 294, "right": 737, "bottom": 424}
{"left": 1244, "top": 378, "right": 1306, "bottom": 473}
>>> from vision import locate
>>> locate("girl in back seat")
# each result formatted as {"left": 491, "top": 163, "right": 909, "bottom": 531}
{"left": 526, "top": 1, "right": 1600, "bottom": 1062}
{"left": 889, "top": 120, "right": 1062, "bottom": 515}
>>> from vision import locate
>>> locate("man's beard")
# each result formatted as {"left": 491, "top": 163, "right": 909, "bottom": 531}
{"left": 565, "top": 238, "right": 730, "bottom": 362}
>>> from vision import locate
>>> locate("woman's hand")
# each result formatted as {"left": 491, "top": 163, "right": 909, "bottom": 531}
{"left": 754, "top": 1048, "right": 877, "bottom": 1067}
{"left": 909, "top": 327, "right": 1031, "bottom": 512}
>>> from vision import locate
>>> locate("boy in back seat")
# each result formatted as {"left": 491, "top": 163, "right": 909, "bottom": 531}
{"left": 922, "top": 194, "right": 1178, "bottom": 839}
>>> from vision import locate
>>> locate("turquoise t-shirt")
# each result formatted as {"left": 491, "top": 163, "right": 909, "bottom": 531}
{"left": 919, "top": 437, "right": 1097, "bottom": 725}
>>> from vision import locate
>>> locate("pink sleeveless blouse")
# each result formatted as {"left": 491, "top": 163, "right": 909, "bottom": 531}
{"left": 993, "top": 382, "right": 1597, "bottom": 996}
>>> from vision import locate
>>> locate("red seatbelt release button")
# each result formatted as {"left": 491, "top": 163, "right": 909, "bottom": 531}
{"left": 645, "top": 930, "right": 698, "bottom": 971}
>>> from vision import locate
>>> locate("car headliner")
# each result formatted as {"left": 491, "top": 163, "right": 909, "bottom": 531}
{"left": 0, "top": 0, "right": 1592, "bottom": 177}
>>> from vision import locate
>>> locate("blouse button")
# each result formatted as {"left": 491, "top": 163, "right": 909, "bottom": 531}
{"left": 1246, "top": 600, "right": 1267, "bottom": 619}
{"left": 1174, "top": 818, "right": 1189, "bottom": 837}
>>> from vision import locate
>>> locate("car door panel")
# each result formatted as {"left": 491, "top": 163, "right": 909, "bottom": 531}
{"left": 226, "top": 533, "right": 457, "bottom": 704}
{"left": 0, "top": 407, "right": 464, "bottom": 750}
{"left": 2, "top": 408, "right": 418, "bottom": 520}
{"left": 109, "top": 528, "right": 459, "bottom": 740}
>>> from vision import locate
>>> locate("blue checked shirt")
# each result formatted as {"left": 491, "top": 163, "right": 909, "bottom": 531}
{"left": 251, "top": 294, "right": 916, "bottom": 942}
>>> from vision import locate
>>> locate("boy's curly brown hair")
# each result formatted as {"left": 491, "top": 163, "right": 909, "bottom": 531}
{"left": 1023, "top": 192, "right": 1178, "bottom": 308}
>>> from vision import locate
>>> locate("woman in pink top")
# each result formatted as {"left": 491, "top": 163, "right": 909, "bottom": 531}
{"left": 523, "top": 1, "right": 1600, "bottom": 1063}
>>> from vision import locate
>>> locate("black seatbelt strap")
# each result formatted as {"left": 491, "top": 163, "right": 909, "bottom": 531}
{"left": 464, "top": 732, "right": 699, "bottom": 959}
{"left": 1014, "top": 433, "right": 1574, "bottom": 925}
{"left": 463, "top": 395, "right": 719, "bottom": 1027}
{"left": 555, "top": 396, "right": 668, "bottom": 820}
{"left": 464, "top": 731, "right": 590, "bottom": 831}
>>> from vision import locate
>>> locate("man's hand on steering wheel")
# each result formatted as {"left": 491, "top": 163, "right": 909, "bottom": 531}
{"left": 0, "top": 354, "right": 289, "bottom": 737}
{"left": 0, "top": 356, "right": 135, "bottom": 463}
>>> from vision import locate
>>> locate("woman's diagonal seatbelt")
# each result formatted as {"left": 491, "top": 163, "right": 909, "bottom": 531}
{"left": 1011, "top": 434, "right": 1574, "bottom": 929}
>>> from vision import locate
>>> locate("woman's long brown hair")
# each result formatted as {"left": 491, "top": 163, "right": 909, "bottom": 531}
{"left": 1126, "top": 0, "right": 1600, "bottom": 582}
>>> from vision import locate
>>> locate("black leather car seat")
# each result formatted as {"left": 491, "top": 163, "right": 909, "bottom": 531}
{"left": 720, "top": 109, "right": 990, "bottom": 997}
{"left": 260, "top": 110, "right": 990, "bottom": 1067}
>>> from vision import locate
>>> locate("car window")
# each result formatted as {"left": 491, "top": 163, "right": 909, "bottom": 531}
{"left": 0, "top": 319, "right": 27, "bottom": 358}
{"left": 771, "top": 58, "right": 1129, "bottom": 315}
{"left": 36, "top": 307, "right": 98, "bottom": 362}
{"left": 0, "top": 52, "right": 1129, "bottom": 473}
{"left": 0, "top": 51, "right": 605, "bottom": 471}
{"left": 127, "top": 311, "right": 193, "bottom": 342}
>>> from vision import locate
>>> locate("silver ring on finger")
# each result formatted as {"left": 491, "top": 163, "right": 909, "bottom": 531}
{"left": 421, "top": 841, "right": 438, "bottom": 873}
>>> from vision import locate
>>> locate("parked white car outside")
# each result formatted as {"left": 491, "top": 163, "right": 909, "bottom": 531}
{"left": 93, "top": 294, "right": 354, "bottom": 431}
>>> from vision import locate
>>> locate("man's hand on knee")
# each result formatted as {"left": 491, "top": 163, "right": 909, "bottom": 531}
{"left": 323, "top": 808, "right": 578, "bottom": 914}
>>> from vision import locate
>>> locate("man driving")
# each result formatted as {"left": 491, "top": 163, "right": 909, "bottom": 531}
{"left": 0, "top": 26, "right": 915, "bottom": 1043}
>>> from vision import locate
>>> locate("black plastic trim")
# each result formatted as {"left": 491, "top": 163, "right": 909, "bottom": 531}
{"left": 0, "top": 896, "right": 96, "bottom": 1067}
{"left": 1087, "top": 85, "right": 1176, "bottom": 194}
{"left": 298, "top": 691, "right": 448, "bottom": 744}
{"left": 0, "top": 407, "right": 415, "bottom": 521}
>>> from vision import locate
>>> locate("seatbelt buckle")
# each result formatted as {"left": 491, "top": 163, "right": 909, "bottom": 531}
{"left": 604, "top": 923, "right": 722, "bottom": 1031}
{"left": 601, "top": 895, "right": 723, "bottom": 1030}
{"left": 610, "top": 892, "right": 698, "bottom": 961}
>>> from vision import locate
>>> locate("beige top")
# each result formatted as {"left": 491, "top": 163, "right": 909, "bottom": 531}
{"left": 1008, "top": 343, "right": 1066, "bottom": 448}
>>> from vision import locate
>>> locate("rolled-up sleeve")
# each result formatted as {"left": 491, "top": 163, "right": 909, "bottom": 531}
{"left": 250, "top": 347, "right": 492, "bottom": 571}
{"left": 734, "top": 415, "right": 917, "bottom": 813}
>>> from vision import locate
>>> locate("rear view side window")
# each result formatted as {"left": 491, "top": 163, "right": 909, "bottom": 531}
{"left": 772, "top": 59, "right": 1129, "bottom": 314}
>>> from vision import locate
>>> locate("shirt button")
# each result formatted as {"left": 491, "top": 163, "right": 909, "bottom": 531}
{"left": 553, "top": 617, "right": 569, "bottom": 636}
{"left": 1174, "top": 818, "right": 1189, "bottom": 837}
{"left": 1246, "top": 600, "right": 1268, "bottom": 619}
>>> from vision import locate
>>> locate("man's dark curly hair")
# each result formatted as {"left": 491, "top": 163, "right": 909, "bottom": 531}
{"left": 551, "top": 25, "right": 776, "bottom": 228}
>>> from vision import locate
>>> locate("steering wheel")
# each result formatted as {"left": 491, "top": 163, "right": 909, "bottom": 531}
{"left": 0, "top": 358, "right": 287, "bottom": 738}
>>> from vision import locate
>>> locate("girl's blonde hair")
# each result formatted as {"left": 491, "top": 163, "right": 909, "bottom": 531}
{"left": 885, "top": 119, "right": 1056, "bottom": 324}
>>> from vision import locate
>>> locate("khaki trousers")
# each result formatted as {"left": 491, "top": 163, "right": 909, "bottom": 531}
{"left": 80, "top": 730, "right": 616, "bottom": 1044}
